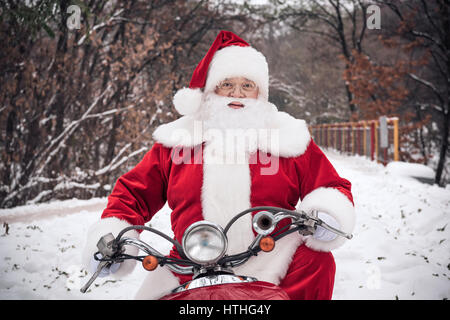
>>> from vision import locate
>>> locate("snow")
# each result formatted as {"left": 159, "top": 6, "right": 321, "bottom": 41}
{"left": 386, "top": 161, "right": 435, "bottom": 180}
{"left": 0, "top": 149, "right": 449, "bottom": 300}
{"left": 327, "top": 151, "right": 449, "bottom": 300}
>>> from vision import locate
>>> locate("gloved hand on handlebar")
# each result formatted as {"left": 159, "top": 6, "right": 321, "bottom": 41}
{"left": 89, "top": 254, "right": 121, "bottom": 277}
{"left": 312, "top": 212, "right": 339, "bottom": 242}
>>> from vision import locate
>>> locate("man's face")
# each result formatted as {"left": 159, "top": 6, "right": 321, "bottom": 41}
{"left": 214, "top": 77, "right": 259, "bottom": 109}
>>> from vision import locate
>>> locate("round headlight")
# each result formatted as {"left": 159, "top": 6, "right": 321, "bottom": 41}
{"left": 182, "top": 221, "right": 228, "bottom": 265}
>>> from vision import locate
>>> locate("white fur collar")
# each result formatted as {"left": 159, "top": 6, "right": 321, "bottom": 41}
{"left": 152, "top": 111, "right": 311, "bottom": 158}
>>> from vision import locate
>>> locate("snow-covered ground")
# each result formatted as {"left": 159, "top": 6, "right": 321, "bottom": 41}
{"left": 0, "top": 150, "right": 449, "bottom": 300}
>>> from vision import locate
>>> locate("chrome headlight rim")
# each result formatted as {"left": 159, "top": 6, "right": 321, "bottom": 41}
{"left": 182, "top": 221, "right": 228, "bottom": 265}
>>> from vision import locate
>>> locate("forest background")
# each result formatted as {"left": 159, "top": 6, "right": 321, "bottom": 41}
{"left": 1, "top": 0, "right": 448, "bottom": 208}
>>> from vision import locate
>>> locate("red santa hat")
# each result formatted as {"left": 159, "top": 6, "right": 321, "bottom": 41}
{"left": 173, "top": 30, "right": 269, "bottom": 116}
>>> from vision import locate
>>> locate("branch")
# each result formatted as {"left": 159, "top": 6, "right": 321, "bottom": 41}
{"left": 84, "top": 104, "right": 135, "bottom": 120}
{"left": 380, "top": 0, "right": 446, "bottom": 52}
{"left": 419, "top": 0, "right": 444, "bottom": 41}
{"left": 356, "top": 0, "right": 367, "bottom": 53}
{"left": 270, "top": 76, "right": 305, "bottom": 102}
{"left": 76, "top": 9, "right": 125, "bottom": 46}
{"left": 95, "top": 142, "right": 131, "bottom": 176}
{"left": 407, "top": 73, "right": 444, "bottom": 107}
{"left": 288, "top": 22, "right": 340, "bottom": 42}
{"left": 95, "top": 146, "right": 147, "bottom": 176}
{"left": 33, "top": 85, "right": 112, "bottom": 176}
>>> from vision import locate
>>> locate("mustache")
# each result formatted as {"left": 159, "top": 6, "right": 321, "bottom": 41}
{"left": 204, "top": 94, "right": 258, "bottom": 108}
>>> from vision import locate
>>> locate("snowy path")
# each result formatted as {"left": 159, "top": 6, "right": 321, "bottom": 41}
{"left": 0, "top": 150, "right": 449, "bottom": 300}
{"left": 328, "top": 151, "right": 449, "bottom": 300}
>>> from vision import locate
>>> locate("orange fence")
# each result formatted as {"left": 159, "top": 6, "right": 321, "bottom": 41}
{"left": 310, "top": 117, "right": 399, "bottom": 165}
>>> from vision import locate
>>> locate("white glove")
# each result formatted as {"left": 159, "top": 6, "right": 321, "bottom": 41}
{"left": 89, "top": 254, "right": 121, "bottom": 278}
{"left": 312, "top": 212, "right": 340, "bottom": 242}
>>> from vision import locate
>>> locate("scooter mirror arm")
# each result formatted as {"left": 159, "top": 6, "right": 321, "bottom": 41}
{"left": 223, "top": 206, "right": 304, "bottom": 236}
{"left": 115, "top": 225, "right": 187, "bottom": 259}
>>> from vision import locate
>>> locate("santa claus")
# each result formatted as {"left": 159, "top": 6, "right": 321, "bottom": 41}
{"left": 82, "top": 30, "right": 355, "bottom": 300}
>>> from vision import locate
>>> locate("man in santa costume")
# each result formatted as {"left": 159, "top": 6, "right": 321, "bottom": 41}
{"left": 82, "top": 31, "right": 355, "bottom": 300}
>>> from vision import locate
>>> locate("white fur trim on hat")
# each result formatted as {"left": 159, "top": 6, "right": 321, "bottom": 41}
{"left": 82, "top": 217, "right": 140, "bottom": 279}
{"left": 173, "top": 87, "right": 203, "bottom": 116}
{"left": 204, "top": 46, "right": 269, "bottom": 101}
{"left": 297, "top": 187, "right": 355, "bottom": 252}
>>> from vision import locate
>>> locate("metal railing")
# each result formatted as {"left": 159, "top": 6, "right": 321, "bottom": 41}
{"left": 310, "top": 116, "right": 399, "bottom": 165}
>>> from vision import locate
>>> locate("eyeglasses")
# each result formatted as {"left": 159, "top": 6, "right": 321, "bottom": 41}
{"left": 216, "top": 79, "right": 258, "bottom": 93}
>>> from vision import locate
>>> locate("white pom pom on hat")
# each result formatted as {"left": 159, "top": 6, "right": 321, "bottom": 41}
{"left": 172, "top": 87, "right": 203, "bottom": 116}
{"left": 172, "top": 30, "right": 269, "bottom": 116}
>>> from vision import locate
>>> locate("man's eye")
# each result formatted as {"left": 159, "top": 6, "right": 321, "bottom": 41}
{"left": 222, "top": 82, "right": 233, "bottom": 87}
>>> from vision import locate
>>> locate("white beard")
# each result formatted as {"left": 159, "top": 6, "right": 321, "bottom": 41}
{"left": 192, "top": 93, "right": 279, "bottom": 158}
{"left": 197, "top": 93, "right": 277, "bottom": 131}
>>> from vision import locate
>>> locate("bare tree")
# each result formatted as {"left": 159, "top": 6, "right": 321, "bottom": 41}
{"left": 273, "top": 0, "right": 372, "bottom": 115}
{"left": 0, "top": 0, "right": 249, "bottom": 207}
{"left": 376, "top": 0, "right": 449, "bottom": 185}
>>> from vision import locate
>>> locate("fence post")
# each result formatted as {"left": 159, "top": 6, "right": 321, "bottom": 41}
{"left": 352, "top": 124, "right": 355, "bottom": 155}
{"left": 393, "top": 118, "right": 399, "bottom": 161}
{"left": 361, "top": 121, "right": 367, "bottom": 156}
{"left": 334, "top": 125, "right": 337, "bottom": 150}
{"left": 318, "top": 125, "right": 322, "bottom": 146}
{"left": 338, "top": 125, "right": 342, "bottom": 151}
{"left": 342, "top": 124, "right": 346, "bottom": 153}
{"left": 379, "top": 116, "right": 388, "bottom": 165}
{"left": 355, "top": 124, "right": 360, "bottom": 155}
{"left": 374, "top": 121, "right": 379, "bottom": 162}
{"left": 347, "top": 124, "right": 351, "bottom": 154}
{"left": 370, "top": 121, "right": 375, "bottom": 161}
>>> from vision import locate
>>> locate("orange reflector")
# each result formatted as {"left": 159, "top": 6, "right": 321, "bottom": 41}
{"left": 142, "top": 255, "right": 158, "bottom": 271}
{"left": 259, "top": 236, "right": 275, "bottom": 252}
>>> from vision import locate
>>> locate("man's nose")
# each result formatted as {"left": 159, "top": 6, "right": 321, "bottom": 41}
{"left": 228, "top": 86, "right": 246, "bottom": 98}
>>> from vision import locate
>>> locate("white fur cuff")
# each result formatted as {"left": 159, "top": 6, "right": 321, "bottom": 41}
{"left": 134, "top": 266, "right": 180, "bottom": 300}
{"left": 81, "top": 217, "right": 140, "bottom": 278}
{"left": 297, "top": 187, "right": 355, "bottom": 252}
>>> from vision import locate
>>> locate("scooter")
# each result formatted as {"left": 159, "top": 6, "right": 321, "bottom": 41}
{"left": 80, "top": 206, "right": 352, "bottom": 300}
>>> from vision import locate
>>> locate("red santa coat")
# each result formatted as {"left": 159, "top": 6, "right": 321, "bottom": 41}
{"left": 83, "top": 111, "right": 355, "bottom": 299}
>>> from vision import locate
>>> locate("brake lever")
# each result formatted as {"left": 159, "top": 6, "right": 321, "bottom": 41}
{"left": 316, "top": 219, "right": 353, "bottom": 239}
{"left": 296, "top": 210, "right": 353, "bottom": 239}
{"left": 80, "top": 233, "right": 121, "bottom": 293}
{"left": 80, "top": 259, "right": 112, "bottom": 293}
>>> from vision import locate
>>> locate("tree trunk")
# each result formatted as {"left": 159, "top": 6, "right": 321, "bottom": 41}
{"left": 435, "top": 108, "right": 449, "bottom": 185}
{"left": 435, "top": 1, "right": 450, "bottom": 185}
